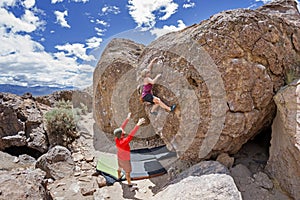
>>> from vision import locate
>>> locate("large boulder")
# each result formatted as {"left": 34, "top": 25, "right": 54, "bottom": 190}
{"left": 153, "top": 161, "right": 242, "bottom": 200}
{"left": 266, "top": 79, "right": 300, "bottom": 199}
{"left": 93, "top": 0, "right": 300, "bottom": 160}
{"left": 36, "top": 145, "right": 75, "bottom": 180}
{"left": 153, "top": 175, "right": 242, "bottom": 200}
{"left": 0, "top": 93, "right": 49, "bottom": 154}
{"left": 93, "top": 38, "right": 145, "bottom": 131}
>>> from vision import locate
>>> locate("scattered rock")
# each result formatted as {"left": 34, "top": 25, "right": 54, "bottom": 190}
{"left": 0, "top": 169, "right": 46, "bottom": 200}
{"left": 216, "top": 153, "right": 235, "bottom": 168}
{"left": 13, "top": 157, "right": 19, "bottom": 163}
{"left": 253, "top": 172, "right": 273, "bottom": 190}
{"left": 72, "top": 152, "right": 84, "bottom": 162}
{"left": 230, "top": 164, "right": 252, "bottom": 178}
{"left": 84, "top": 153, "right": 94, "bottom": 162}
{"left": 0, "top": 93, "right": 49, "bottom": 153}
{"left": 230, "top": 168, "right": 290, "bottom": 200}
{"left": 96, "top": 176, "right": 107, "bottom": 188}
{"left": 36, "top": 145, "right": 75, "bottom": 180}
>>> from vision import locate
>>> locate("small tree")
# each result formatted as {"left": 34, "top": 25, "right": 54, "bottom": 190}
{"left": 45, "top": 99, "right": 81, "bottom": 147}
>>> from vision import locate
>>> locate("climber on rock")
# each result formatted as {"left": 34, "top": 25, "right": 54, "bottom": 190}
{"left": 140, "top": 57, "right": 176, "bottom": 115}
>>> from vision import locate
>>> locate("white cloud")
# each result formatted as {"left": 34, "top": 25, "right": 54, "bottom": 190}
{"left": 51, "top": 0, "right": 88, "bottom": 4}
{"left": 54, "top": 10, "right": 70, "bottom": 28}
{"left": 127, "top": 0, "right": 178, "bottom": 30}
{"left": 183, "top": 0, "right": 195, "bottom": 9}
{"left": 96, "top": 19, "right": 109, "bottom": 26}
{"left": 95, "top": 27, "right": 106, "bottom": 36}
{"left": 0, "top": 2, "right": 95, "bottom": 88}
{"left": 0, "top": 0, "right": 16, "bottom": 7}
{"left": 55, "top": 43, "right": 96, "bottom": 61}
{"left": 86, "top": 36, "right": 103, "bottom": 49}
{"left": 0, "top": 29, "right": 94, "bottom": 88}
{"left": 255, "top": 0, "right": 272, "bottom": 3}
{"left": 23, "top": 0, "right": 35, "bottom": 9}
{"left": 0, "top": 3, "right": 44, "bottom": 33}
{"left": 51, "top": 0, "right": 63, "bottom": 3}
{"left": 73, "top": 0, "right": 89, "bottom": 3}
{"left": 150, "top": 19, "right": 186, "bottom": 38}
{"left": 101, "top": 5, "right": 120, "bottom": 15}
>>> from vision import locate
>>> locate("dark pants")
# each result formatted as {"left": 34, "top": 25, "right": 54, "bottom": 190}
{"left": 142, "top": 94, "right": 155, "bottom": 104}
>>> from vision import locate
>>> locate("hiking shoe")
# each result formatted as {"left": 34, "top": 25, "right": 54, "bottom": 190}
{"left": 150, "top": 111, "right": 158, "bottom": 115}
{"left": 128, "top": 183, "right": 138, "bottom": 191}
{"left": 128, "top": 183, "right": 137, "bottom": 187}
{"left": 170, "top": 104, "right": 176, "bottom": 112}
{"left": 130, "top": 186, "right": 138, "bottom": 192}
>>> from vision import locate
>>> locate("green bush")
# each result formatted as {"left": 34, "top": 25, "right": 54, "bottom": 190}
{"left": 45, "top": 100, "right": 81, "bottom": 147}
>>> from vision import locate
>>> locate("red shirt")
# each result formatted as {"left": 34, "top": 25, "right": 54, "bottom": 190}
{"left": 115, "top": 118, "right": 140, "bottom": 160}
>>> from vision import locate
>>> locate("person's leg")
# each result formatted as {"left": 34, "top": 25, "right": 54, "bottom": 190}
{"left": 117, "top": 168, "right": 122, "bottom": 179}
{"left": 117, "top": 159, "right": 124, "bottom": 180}
{"left": 125, "top": 172, "right": 132, "bottom": 185}
{"left": 153, "top": 96, "right": 171, "bottom": 111}
{"left": 121, "top": 160, "right": 133, "bottom": 185}
{"left": 150, "top": 103, "right": 159, "bottom": 113}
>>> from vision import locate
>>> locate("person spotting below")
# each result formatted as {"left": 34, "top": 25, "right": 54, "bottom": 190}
{"left": 114, "top": 113, "right": 145, "bottom": 186}
{"left": 140, "top": 57, "right": 176, "bottom": 115}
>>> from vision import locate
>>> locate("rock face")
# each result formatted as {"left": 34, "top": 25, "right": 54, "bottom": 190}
{"left": 153, "top": 161, "right": 242, "bottom": 200}
{"left": 36, "top": 145, "right": 75, "bottom": 180}
{"left": 266, "top": 79, "right": 300, "bottom": 199}
{"left": 0, "top": 89, "right": 92, "bottom": 157}
{"left": 93, "top": 0, "right": 300, "bottom": 160}
{"left": 35, "top": 90, "right": 73, "bottom": 107}
{"left": 0, "top": 93, "right": 49, "bottom": 154}
{"left": 230, "top": 164, "right": 290, "bottom": 200}
{"left": 0, "top": 169, "right": 47, "bottom": 199}
{"left": 93, "top": 38, "right": 145, "bottom": 131}
{"left": 153, "top": 175, "right": 241, "bottom": 200}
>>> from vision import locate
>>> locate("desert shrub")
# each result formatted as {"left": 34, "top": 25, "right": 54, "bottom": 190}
{"left": 45, "top": 99, "right": 81, "bottom": 147}
{"left": 79, "top": 102, "right": 88, "bottom": 115}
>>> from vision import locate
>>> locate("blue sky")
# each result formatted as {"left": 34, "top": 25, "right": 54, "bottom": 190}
{"left": 0, "top": 0, "right": 299, "bottom": 89}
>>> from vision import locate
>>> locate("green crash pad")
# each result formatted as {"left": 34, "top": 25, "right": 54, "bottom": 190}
{"left": 96, "top": 146, "right": 176, "bottom": 180}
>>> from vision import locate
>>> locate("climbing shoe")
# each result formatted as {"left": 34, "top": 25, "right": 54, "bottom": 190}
{"left": 170, "top": 104, "right": 176, "bottom": 112}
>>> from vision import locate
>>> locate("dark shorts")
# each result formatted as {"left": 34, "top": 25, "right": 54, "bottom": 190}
{"left": 142, "top": 94, "right": 155, "bottom": 104}
{"left": 118, "top": 159, "right": 132, "bottom": 173}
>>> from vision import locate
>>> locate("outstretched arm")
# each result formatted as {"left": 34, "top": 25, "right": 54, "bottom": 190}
{"left": 145, "top": 74, "right": 161, "bottom": 85}
{"left": 146, "top": 57, "right": 159, "bottom": 71}
{"left": 120, "top": 113, "right": 131, "bottom": 130}
{"left": 121, "top": 118, "right": 145, "bottom": 144}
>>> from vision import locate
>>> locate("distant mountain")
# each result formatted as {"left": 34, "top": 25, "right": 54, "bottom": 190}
{"left": 0, "top": 84, "right": 76, "bottom": 97}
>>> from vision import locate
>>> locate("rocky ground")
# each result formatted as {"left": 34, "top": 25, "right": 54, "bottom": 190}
{"left": 0, "top": 110, "right": 294, "bottom": 200}
{"left": 51, "top": 112, "right": 292, "bottom": 200}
